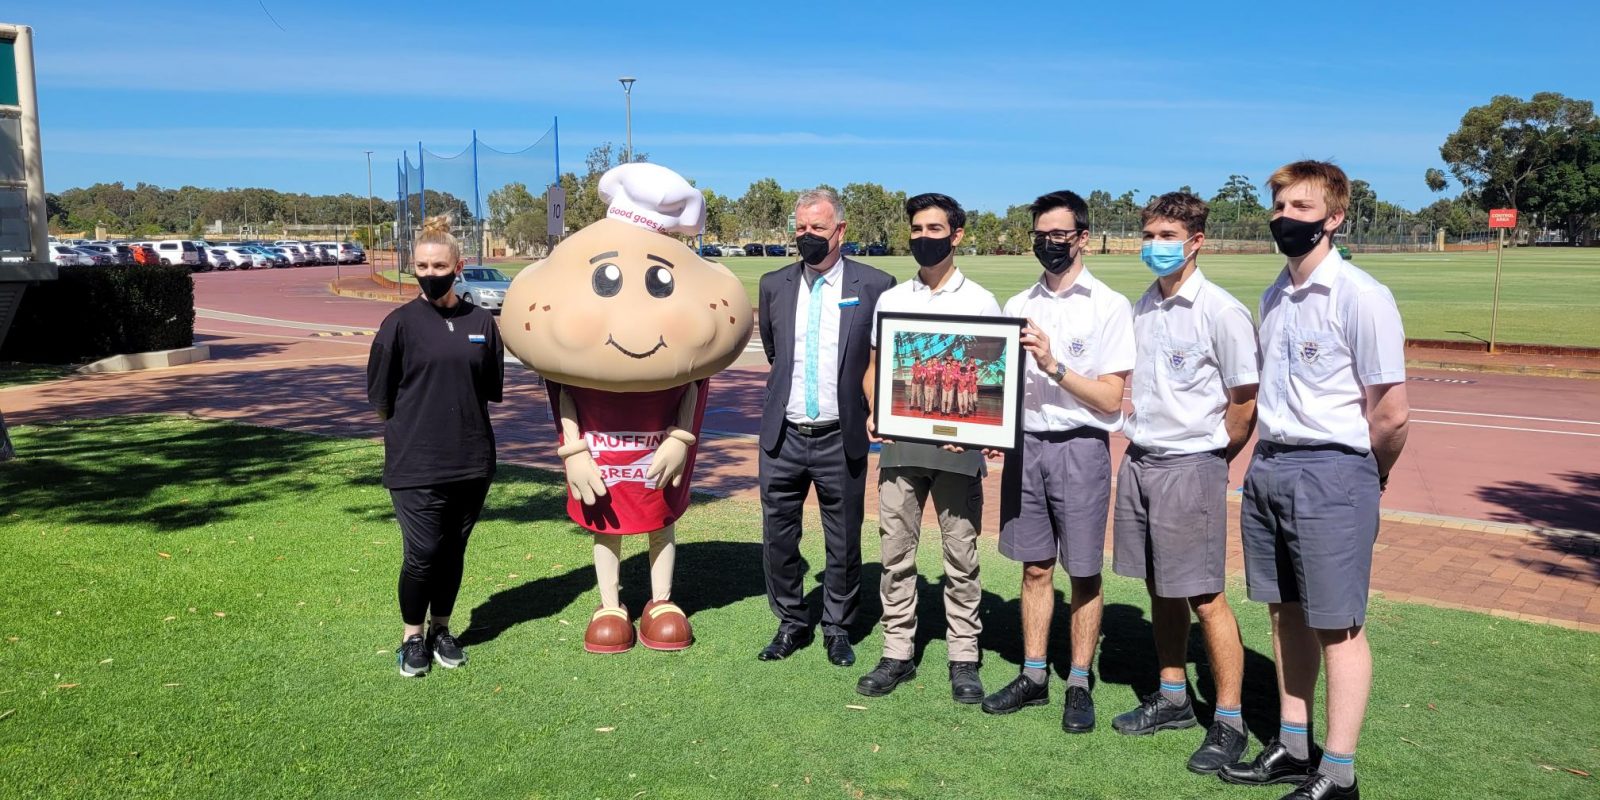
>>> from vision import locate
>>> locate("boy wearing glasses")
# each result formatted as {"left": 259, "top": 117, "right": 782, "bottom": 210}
{"left": 982, "top": 190, "right": 1135, "bottom": 736}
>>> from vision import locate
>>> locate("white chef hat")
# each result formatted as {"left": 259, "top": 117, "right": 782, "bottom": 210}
{"left": 598, "top": 162, "right": 706, "bottom": 236}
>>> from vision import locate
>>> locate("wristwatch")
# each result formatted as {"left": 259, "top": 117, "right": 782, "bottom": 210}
{"left": 1050, "top": 361, "right": 1068, "bottom": 383}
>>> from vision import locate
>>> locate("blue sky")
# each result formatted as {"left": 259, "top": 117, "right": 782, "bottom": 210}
{"left": 15, "top": 0, "right": 1600, "bottom": 214}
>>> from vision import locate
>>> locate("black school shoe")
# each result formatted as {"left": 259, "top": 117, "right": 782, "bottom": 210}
{"left": 1062, "top": 685, "right": 1096, "bottom": 733}
{"left": 1279, "top": 774, "right": 1359, "bottom": 799}
{"left": 1187, "top": 723, "right": 1248, "bottom": 774}
{"left": 948, "top": 661, "right": 984, "bottom": 704}
{"left": 428, "top": 625, "right": 466, "bottom": 668}
{"left": 1111, "top": 693, "right": 1198, "bottom": 735}
{"left": 397, "top": 634, "right": 430, "bottom": 678}
{"left": 1218, "top": 739, "right": 1319, "bottom": 786}
{"left": 981, "top": 674, "right": 1050, "bottom": 715}
{"left": 856, "top": 658, "right": 917, "bottom": 697}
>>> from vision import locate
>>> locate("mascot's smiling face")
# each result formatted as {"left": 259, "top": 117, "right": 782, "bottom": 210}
{"left": 502, "top": 217, "right": 753, "bottom": 392}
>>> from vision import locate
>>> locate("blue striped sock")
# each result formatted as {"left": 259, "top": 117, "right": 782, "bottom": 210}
{"left": 1067, "top": 665, "right": 1091, "bottom": 690}
{"left": 1214, "top": 704, "right": 1244, "bottom": 732}
{"left": 1319, "top": 750, "right": 1356, "bottom": 787}
{"left": 1159, "top": 679, "right": 1188, "bottom": 706}
{"left": 1022, "top": 659, "right": 1048, "bottom": 685}
{"left": 1279, "top": 721, "right": 1311, "bottom": 760}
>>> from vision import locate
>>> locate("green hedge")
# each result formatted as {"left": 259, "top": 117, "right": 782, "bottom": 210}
{"left": 0, "top": 265, "right": 194, "bottom": 364}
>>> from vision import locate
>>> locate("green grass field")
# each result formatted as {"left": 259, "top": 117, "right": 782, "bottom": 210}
{"left": 461, "top": 247, "right": 1600, "bottom": 348}
{"left": 3, "top": 416, "right": 1596, "bottom": 799}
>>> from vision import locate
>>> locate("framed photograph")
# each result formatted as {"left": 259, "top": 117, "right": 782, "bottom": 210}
{"left": 873, "top": 311, "right": 1026, "bottom": 451}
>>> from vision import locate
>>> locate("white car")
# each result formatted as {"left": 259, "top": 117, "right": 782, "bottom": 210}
{"left": 715, "top": 244, "right": 745, "bottom": 257}
{"left": 49, "top": 244, "right": 91, "bottom": 266}
{"left": 207, "top": 248, "right": 240, "bottom": 270}
{"left": 214, "top": 246, "right": 269, "bottom": 269}
{"left": 313, "top": 241, "right": 360, "bottom": 264}
{"left": 267, "top": 246, "right": 306, "bottom": 266}
{"left": 136, "top": 240, "right": 201, "bottom": 268}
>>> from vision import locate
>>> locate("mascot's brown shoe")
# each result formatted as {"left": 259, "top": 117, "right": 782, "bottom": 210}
{"left": 584, "top": 605, "right": 635, "bottom": 654}
{"left": 638, "top": 600, "right": 694, "bottom": 651}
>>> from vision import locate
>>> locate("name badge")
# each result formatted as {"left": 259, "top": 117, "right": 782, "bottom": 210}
{"left": 468, "top": 333, "right": 486, "bottom": 343}
{"left": 838, "top": 297, "right": 860, "bottom": 307}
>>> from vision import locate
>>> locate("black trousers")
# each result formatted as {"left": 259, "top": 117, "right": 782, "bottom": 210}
{"left": 758, "top": 424, "right": 865, "bottom": 638}
{"left": 390, "top": 477, "right": 491, "bottom": 626}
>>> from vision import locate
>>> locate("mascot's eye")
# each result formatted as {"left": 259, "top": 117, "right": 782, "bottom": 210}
{"left": 645, "top": 265, "right": 674, "bottom": 298}
{"left": 592, "top": 263, "right": 622, "bottom": 297}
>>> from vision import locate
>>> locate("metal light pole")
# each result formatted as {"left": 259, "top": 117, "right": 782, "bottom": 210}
{"left": 618, "top": 76, "right": 636, "bottom": 163}
{"left": 364, "top": 150, "right": 374, "bottom": 275}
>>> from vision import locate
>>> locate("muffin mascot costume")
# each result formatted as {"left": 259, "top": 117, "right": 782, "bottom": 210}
{"left": 501, "top": 163, "right": 753, "bottom": 653}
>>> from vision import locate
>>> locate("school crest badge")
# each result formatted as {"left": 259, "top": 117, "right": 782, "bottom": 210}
{"left": 1299, "top": 339, "right": 1321, "bottom": 364}
{"left": 1068, "top": 338, "right": 1087, "bottom": 358}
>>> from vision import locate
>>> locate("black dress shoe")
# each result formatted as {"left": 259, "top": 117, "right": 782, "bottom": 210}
{"left": 981, "top": 674, "right": 1049, "bottom": 715}
{"left": 823, "top": 634, "right": 855, "bottom": 667}
{"left": 1111, "top": 693, "right": 1198, "bottom": 735}
{"left": 948, "top": 661, "right": 983, "bottom": 704}
{"left": 1278, "top": 774, "right": 1358, "bottom": 799}
{"left": 1218, "top": 739, "right": 1318, "bottom": 786}
{"left": 856, "top": 657, "right": 916, "bottom": 697}
{"left": 1187, "top": 723, "right": 1248, "bottom": 775}
{"left": 757, "top": 629, "right": 811, "bottom": 661}
{"left": 1062, "top": 685, "right": 1096, "bottom": 733}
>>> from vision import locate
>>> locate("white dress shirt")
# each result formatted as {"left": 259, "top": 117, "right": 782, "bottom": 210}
{"left": 1256, "top": 249, "right": 1407, "bottom": 452}
{"left": 1002, "top": 268, "right": 1136, "bottom": 433}
{"left": 1125, "top": 269, "right": 1260, "bottom": 454}
{"left": 872, "top": 268, "right": 1003, "bottom": 476}
{"left": 785, "top": 259, "right": 843, "bottom": 424}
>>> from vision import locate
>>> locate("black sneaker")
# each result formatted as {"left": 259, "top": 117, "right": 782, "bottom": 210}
{"left": 856, "top": 658, "right": 917, "bottom": 697}
{"left": 948, "top": 661, "right": 983, "bottom": 704}
{"left": 397, "top": 633, "right": 430, "bottom": 677}
{"left": 1062, "top": 685, "right": 1096, "bottom": 733}
{"left": 1188, "top": 723, "right": 1248, "bottom": 774}
{"left": 428, "top": 625, "right": 466, "bottom": 669}
{"left": 1111, "top": 692, "right": 1198, "bottom": 735}
{"left": 981, "top": 674, "right": 1050, "bottom": 715}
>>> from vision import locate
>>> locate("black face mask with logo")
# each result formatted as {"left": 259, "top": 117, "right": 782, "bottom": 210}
{"left": 1270, "top": 216, "right": 1330, "bottom": 258}
{"left": 417, "top": 273, "right": 455, "bottom": 301}
{"left": 796, "top": 233, "right": 832, "bottom": 266}
{"left": 910, "top": 235, "right": 953, "bottom": 268}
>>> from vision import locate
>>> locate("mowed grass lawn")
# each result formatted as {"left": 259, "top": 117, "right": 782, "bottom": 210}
{"left": 2, "top": 416, "right": 1596, "bottom": 799}
{"left": 473, "top": 247, "right": 1600, "bottom": 348}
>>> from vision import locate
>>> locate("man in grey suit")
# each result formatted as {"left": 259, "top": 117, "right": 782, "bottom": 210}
{"left": 757, "top": 188, "right": 896, "bottom": 667}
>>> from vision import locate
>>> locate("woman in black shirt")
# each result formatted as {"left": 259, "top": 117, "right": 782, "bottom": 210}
{"left": 366, "top": 214, "right": 504, "bottom": 677}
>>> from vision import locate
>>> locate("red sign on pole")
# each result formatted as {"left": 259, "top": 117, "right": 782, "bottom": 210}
{"left": 1488, "top": 208, "right": 1518, "bottom": 228}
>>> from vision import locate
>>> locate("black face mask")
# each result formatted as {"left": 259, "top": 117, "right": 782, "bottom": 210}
{"left": 417, "top": 273, "right": 455, "bottom": 301}
{"left": 1033, "top": 236, "right": 1077, "bottom": 274}
{"left": 796, "top": 233, "right": 832, "bottom": 266}
{"left": 910, "top": 235, "right": 953, "bottom": 268}
{"left": 1270, "top": 215, "right": 1330, "bottom": 258}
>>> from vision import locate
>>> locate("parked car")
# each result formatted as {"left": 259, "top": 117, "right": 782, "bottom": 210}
{"left": 743, "top": 243, "right": 764, "bottom": 257}
{"left": 866, "top": 242, "right": 889, "bottom": 256}
{"left": 77, "top": 244, "right": 135, "bottom": 265}
{"left": 348, "top": 242, "right": 367, "bottom": 264}
{"left": 764, "top": 244, "right": 786, "bottom": 257}
{"left": 311, "top": 244, "right": 337, "bottom": 264}
{"left": 214, "top": 245, "right": 266, "bottom": 269}
{"left": 139, "top": 240, "right": 201, "bottom": 269}
{"left": 276, "top": 243, "right": 312, "bottom": 264}
{"left": 717, "top": 244, "right": 745, "bottom": 257}
{"left": 72, "top": 246, "right": 115, "bottom": 266}
{"left": 698, "top": 244, "right": 721, "bottom": 258}
{"left": 455, "top": 267, "right": 511, "bottom": 314}
{"left": 49, "top": 244, "right": 90, "bottom": 266}
{"left": 841, "top": 241, "right": 863, "bottom": 256}
{"left": 249, "top": 246, "right": 289, "bottom": 267}
{"left": 267, "top": 246, "right": 305, "bottom": 266}
{"left": 208, "top": 248, "right": 240, "bottom": 270}
{"left": 130, "top": 244, "right": 160, "bottom": 265}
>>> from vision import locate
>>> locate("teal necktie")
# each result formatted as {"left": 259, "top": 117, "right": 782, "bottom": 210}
{"left": 804, "top": 272, "right": 823, "bottom": 419}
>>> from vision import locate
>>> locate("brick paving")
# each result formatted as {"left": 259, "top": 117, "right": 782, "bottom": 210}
{"left": 3, "top": 333, "right": 1596, "bottom": 632}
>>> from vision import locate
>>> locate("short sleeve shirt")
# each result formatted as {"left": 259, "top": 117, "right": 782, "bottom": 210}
{"left": 872, "top": 268, "right": 1003, "bottom": 476}
{"left": 1256, "top": 250, "right": 1407, "bottom": 452}
{"left": 1002, "top": 269, "right": 1136, "bottom": 433}
{"left": 1125, "top": 270, "right": 1260, "bottom": 454}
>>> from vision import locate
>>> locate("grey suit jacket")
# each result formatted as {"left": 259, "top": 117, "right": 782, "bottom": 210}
{"left": 757, "top": 257, "right": 896, "bottom": 461}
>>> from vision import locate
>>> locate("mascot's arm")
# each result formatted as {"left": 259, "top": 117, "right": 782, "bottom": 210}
{"left": 556, "top": 387, "right": 607, "bottom": 505}
{"left": 646, "top": 381, "right": 700, "bottom": 489}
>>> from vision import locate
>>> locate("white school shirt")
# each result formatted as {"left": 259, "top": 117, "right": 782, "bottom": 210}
{"left": 785, "top": 259, "right": 843, "bottom": 424}
{"left": 1125, "top": 269, "right": 1260, "bottom": 454}
{"left": 1256, "top": 249, "right": 1407, "bottom": 452}
{"left": 1002, "top": 268, "right": 1136, "bottom": 433}
{"left": 872, "top": 268, "right": 1003, "bottom": 476}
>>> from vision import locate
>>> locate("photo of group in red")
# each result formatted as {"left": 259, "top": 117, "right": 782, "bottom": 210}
{"left": 889, "top": 333, "right": 1009, "bottom": 426}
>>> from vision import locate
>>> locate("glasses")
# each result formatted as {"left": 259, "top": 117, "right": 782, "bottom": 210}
{"left": 1030, "top": 229, "right": 1084, "bottom": 245}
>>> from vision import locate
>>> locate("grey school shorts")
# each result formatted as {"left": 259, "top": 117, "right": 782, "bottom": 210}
{"left": 1112, "top": 447, "right": 1230, "bottom": 598}
{"left": 1239, "top": 441, "right": 1382, "bottom": 629}
{"left": 998, "top": 428, "right": 1111, "bottom": 577}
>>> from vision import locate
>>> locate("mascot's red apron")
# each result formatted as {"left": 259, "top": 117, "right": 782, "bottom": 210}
{"left": 548, "top": 381, "right": 710, "bottom": 535}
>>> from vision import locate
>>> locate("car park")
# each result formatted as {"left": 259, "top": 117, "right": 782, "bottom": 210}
{"left": 698, "top": 244, "right": 721, "bottom": 258}
{"left": 455, "top": 267, "right": 511, "bottom": 314}
{"left": 77, "top": 243, "right": 135, "bottom": 265}
{"left": 743, "top": 243, "right": 765, "bottom": 256}
{"left": 866, "top": 242, "right": 889, "bottom": 256}
{"left": 49, "top": 244, "right": 90, "bottom": 266}
{"left": 137, "top": 240, "right": 201, "bottom": 269}
{"left": 840, "top": 241, "right": 863, "bottom": 256}
{"left": 717, "top": 244, "right": 745, "bottom": 257}
{"left": 130, "top": 244, "right": 160, "bottom": 265}
{"left": 250, "top": 246, "right": 289, "bottom": 267}
{"left": 71, "top": 246, "right": 115, "bottom": 266}
{"left": 208, "top": 248, "right": 240, "bottom": 270}
{"left": 267, "top": 246, "right": 305, "bottom": 266}
{"left": 764, "top": 244, "right": 786, "bottom": 257}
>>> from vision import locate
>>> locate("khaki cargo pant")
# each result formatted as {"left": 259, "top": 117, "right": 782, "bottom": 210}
{"left": 876, "top": 465, "right": 984, "bottom": 662}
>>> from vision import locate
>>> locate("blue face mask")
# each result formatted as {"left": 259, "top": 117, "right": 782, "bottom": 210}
{"left": 1140, "top": 236, "right": 1194, "bottom": 277}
